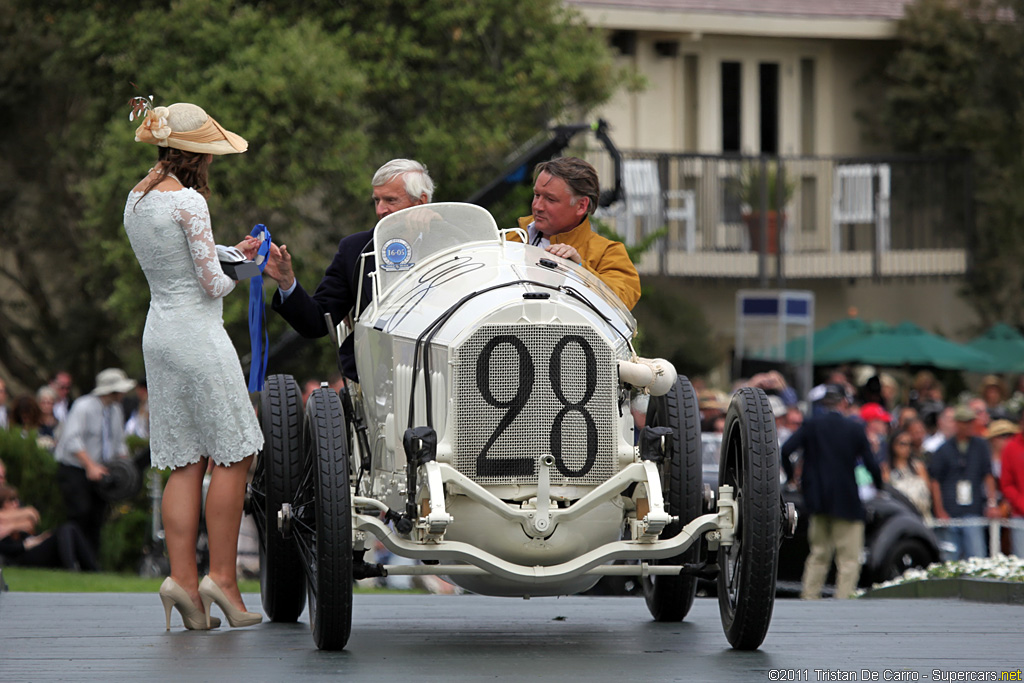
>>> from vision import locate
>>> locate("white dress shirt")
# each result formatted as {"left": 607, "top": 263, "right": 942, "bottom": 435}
{"left": 54, "top": 395, "right": 128, "bottom": 468}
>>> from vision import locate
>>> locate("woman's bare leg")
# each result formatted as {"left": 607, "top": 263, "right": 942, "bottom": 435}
{"left": 204, "top": 454, "right": 255, "bottom": 610}
{"left": 162, "top": 459, "right": 206, "bottom": 610}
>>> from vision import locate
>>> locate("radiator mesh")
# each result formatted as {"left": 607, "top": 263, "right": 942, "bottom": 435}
{"left": 453, "top": 324, "right": 620, "bottom": 485}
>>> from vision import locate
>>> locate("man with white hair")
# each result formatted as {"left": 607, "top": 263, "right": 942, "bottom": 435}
{"left": 265, "top": 159, "right": 435, "bottom": 382}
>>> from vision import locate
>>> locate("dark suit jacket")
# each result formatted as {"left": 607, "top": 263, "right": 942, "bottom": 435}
{"left": 271, "top": 230, "right": 376, "bottom": 381}
{"left": 781, "top": 410, "right": 883, "bottom": 521}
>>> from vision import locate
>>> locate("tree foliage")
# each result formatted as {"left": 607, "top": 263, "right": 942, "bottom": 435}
{"left": 878, "top": 0, "right": 1024, "bottom": 326}
{"left": 629, "top": 277, "right": 722, "bottom": 380}
{"left": 0, "top": 0, "right": 621, "bottom": 391}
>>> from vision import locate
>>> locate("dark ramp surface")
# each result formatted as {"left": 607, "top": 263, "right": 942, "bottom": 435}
{"left": 0, "top": 592, "right": 1021, "bottom": 682}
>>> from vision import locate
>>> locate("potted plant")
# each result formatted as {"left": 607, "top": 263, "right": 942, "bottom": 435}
{"left": 737, "top": 160, "right": 795, "bottom": 254}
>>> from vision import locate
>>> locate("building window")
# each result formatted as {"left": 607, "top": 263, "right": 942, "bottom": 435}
{"left": 800, "top": 58, "right": 816, "bottom": 155}
{"left": 759, "top": 62, "right": 779, "bottom": 155}
{"left": 684, "top": 54, "right": 699, "bottom": 152}
{"left": 721, "top": 61, "right": 741, "bottom": 153}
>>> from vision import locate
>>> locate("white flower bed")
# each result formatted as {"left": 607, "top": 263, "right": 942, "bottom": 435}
{"left": 868, "top": 554, "right": 1024, "bottom": 592}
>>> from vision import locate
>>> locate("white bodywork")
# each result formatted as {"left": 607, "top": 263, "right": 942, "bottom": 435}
{"left": 348, "top": 203, "right": 722, "bottom": 596}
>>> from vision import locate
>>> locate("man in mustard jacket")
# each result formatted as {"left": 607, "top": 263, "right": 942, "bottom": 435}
{"left": 512, "top": 157, "right": 641, "bottom": 309}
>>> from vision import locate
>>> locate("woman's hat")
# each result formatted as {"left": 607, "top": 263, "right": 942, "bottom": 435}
{"left": 135, "top": 102, "right": 247, "bottom": 155}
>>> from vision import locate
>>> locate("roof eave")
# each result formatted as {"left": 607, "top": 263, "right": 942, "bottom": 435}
{"left": 573, "top": 6, "right": 900, "bottom": 40}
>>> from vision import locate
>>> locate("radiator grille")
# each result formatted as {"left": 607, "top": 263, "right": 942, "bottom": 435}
{"left": 453, "top": 324, "right": 620, "bottom": 486}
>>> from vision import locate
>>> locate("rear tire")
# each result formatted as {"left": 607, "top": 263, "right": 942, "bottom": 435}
{"left": 642, "top": 376, "right": 703, "bottom": 622}
{"left": 717, "top": 387, "right": 780, "bottom": 650}
{"left": 253, "top": 374, "right": 307, "bottom": 622}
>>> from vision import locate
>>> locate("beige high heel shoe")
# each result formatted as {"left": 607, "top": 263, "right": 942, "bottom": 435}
{"left": 199, "top": 576, "right": 262, "bottom": 628}
{"left": 160, "top": 577, "right": 221, "bottom": 630}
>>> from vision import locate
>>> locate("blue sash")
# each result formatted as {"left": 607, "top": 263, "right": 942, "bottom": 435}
{"left": 248, "top": 223, "right": 271, "bottom": 392}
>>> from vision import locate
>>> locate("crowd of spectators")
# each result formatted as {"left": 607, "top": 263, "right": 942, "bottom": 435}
{"left": 0, "top": 370, "right": 150, "bottom": 572}
{"left": 697, "top": 367, "right": 1024, "bottom": 575}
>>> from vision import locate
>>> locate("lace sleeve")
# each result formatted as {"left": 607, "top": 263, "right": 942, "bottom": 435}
{"left": 172, "top": 190, "right": 236, "bottom": 298}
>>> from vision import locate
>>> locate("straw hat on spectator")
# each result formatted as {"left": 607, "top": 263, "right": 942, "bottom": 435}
{"left": 980, "top": 374, "right": 1007, "bottom": 401}
{"left": 698, "top": 389, "right": 727, "bottom": 413}
{"left": 985, "top": 419, "right": 1019, "bottom": 440}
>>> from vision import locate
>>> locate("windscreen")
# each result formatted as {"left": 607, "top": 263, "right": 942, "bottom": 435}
{"left": 373, "top": 203, "right": 501, "bottom": 297}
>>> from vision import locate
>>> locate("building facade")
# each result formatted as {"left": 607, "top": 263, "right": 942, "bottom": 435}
{"left": 566, "top": 0, "right": 978, "bottom": 362}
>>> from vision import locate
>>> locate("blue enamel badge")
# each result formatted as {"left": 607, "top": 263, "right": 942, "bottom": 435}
{"left": 381, "top": 238, "right": 414, "bottom": 271}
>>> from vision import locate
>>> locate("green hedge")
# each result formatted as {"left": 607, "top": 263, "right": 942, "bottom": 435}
{"left": 0, "top": 429, "right": 64, "bottom": 529}
{"left": 100, "top": 491, "right": 154, "bottom": 573}
{"left": 1, "top": 428, "right": 156, "bottom": 572}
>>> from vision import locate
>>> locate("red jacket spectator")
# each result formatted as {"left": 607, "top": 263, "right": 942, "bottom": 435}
{"left": 1000, "top": 432, "right": 1024, "bottom": 517}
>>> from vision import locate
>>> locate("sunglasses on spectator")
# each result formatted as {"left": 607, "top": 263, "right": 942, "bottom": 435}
{"left": 893, "top": 440, "right": 912, "bottom": 447}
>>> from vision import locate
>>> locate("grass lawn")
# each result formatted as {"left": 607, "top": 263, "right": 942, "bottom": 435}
{"left": 1, "top": 567, "right": 262, "bottom": 593}
{"left": 1, "top": 567, "right": 424, "bottom": 594}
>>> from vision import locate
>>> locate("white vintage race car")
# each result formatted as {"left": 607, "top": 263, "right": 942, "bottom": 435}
{"left": 249, "top": 203, "right": 793, "bottom": 651}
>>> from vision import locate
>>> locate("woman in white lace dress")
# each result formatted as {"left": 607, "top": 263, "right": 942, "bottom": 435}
{"left": 124, "top": 102, "right": 263, "bottom": 631}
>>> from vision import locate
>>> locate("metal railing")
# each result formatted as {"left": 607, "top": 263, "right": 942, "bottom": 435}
{"left": 928, "top": 516, "right": 1024, "bottom": 560}
{"left": 592, "top": 152, "right": 973, "bottom": 284}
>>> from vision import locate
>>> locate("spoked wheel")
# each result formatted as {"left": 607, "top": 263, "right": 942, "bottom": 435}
{"left": 717, "top": 387, "right": 781, "bottom": 650}
{"left": 878, "top": 537, "right": 934, "bottom": 583}
{"left": 250, "top": 374, "right": 307, "bottom": 622}
{"left": 292, "top": 387, "right": 353, "bottom": 651}
{"left": 642, "top": 376, "right": 703, "bottom": 621}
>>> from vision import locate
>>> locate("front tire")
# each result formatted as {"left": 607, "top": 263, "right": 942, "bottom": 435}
{"left": 642, "top": 376, "right": 703, "bottom": 622}
{"left": 717, "top": 387, "right": 780, "bottom": 650}
{"left": 295, "top": 387, "right": 353, "bottom": 651}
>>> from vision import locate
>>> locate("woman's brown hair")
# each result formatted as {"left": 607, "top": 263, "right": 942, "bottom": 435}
{"left": 134, "top": 147, "right": 212, "bottom": 208}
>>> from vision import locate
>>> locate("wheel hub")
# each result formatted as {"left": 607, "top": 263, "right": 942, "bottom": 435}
{"left": 278, "top": 502, "right": 293, "bottom": 539}
{"left": 783, "top": 502, "right": 798, "bottom": 538}
{"left": 703, "top": 483, "right": 715, "bottom": 513}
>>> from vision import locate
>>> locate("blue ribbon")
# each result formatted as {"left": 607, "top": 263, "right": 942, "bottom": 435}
{"left": 248, "top": 223, "right": 271, "bottom": 392}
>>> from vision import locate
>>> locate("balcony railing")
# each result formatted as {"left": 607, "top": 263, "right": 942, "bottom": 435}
{"left": 592, "top": 153, "right": 973, "bottom": 283}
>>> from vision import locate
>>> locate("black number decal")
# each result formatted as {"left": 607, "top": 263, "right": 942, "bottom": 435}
{"left": 549, "top": 335, "right": 598, "bottom": 477}
{"left": 476, "top": 335, "right": 535, "bottom": 477}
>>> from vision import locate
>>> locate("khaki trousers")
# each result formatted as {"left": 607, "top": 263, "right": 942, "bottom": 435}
{"left": 801, "top": 514, "right": 865, "bottom": 600}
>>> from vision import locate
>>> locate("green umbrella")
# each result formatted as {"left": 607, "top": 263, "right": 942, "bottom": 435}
{"left": 812, "top": 320, "right": 893, "bottom": 363}
{"left": 778, "top": 317, "right": 870, "bottom": 364}
{"left": 814, "top": 320, "right": 996, "bottom": 371}
{"left": 965, "top": 323, "right": 1024, "bottom": 373}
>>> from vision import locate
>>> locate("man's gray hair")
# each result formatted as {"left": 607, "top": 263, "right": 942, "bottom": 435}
{"left": 372, "top": 158, "right": 435, "bottom": 203}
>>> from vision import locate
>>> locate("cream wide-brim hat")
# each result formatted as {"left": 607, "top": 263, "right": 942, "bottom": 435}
{"left": 135, "top": 102, "right": 247, "bottom": 155}
{"left": 91, "top": 368, "right": 137, "bottom": 397}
